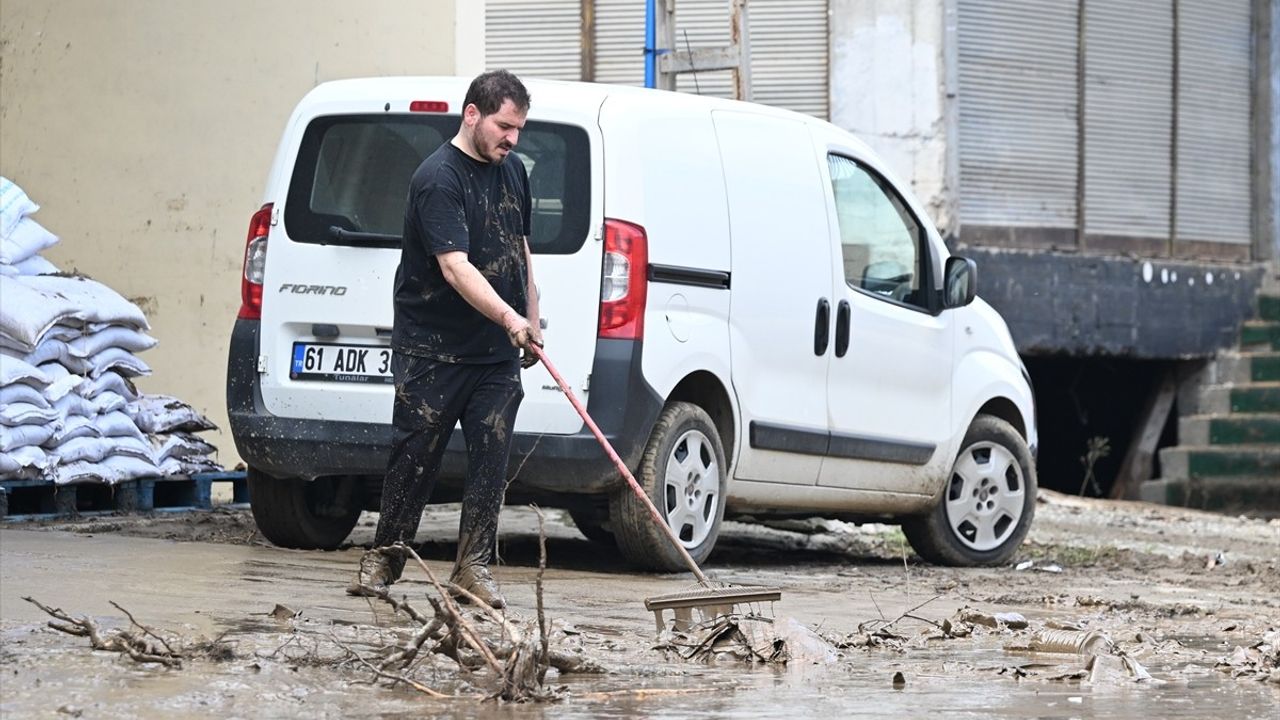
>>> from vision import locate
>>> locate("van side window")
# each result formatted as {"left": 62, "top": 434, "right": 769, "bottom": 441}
{"left": 285, "top": 115, "right": 591, "bottom": 255}
{"left": 827, "top": 154, "right": 925, "bottom": 308}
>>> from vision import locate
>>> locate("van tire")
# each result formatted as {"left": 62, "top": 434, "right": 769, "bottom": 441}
{"left": 568, "top": 507, "right": 615, "bottom": 545}
{"left": 247, "top": 469, "right": 363, "bottom": 550}
{"left": 611, "top": 402, "right": 727, "bottom": 572}
{"left": 902, "top": 415, "right": 1036, "bottom": 566}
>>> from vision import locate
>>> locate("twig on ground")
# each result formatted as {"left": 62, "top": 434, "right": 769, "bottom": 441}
{"left": 533, "top": 505, "right": 551, "bottom": 684}
{"left": 109, "top": 599, "right": 178, "bottom": 656}
{"left": 395, "top": 543, "right": 505, "bottom": 676}
{"left": 328, "top": 631, "right": 455, "bottom": 698}
{"left": 869, "top": 591, "right": 886, "bottom": 622}
{"left": 23, "top": 596, "right": 182, "bottom": 668}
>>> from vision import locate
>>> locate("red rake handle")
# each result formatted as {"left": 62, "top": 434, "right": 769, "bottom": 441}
{"left": 530, "top": 344, "right": 710, "bottom": 586}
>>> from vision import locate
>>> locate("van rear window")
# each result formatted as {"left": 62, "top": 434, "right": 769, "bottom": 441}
{"left": 284, "top": 114, "right": 591, "bottom": 254}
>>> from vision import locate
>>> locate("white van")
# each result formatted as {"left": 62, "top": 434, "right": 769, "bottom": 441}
{"left": 228, "top": 77, "right": 1038, "bottom": 569}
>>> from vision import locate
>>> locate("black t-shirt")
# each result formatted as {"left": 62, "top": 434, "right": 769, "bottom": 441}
{"left": 391, "top": 141, "right": 531, "bottom": 363}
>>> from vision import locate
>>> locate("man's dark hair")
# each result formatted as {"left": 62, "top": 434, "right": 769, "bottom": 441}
{"left": 463, "top": 70, "right": 531, "bottom": 116}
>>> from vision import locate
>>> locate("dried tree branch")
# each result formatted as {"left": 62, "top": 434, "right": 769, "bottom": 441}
{"left": 533, "top": 505, "right": 551, "bottom": 683}
{"left": 109, "top": 600, "right": 179, "bottom": 657}
{"left": 328, "top": 631, "right": 457, "bottom": 698}
{"left": 23, "top": 596, "right": 182, "bottom": 668}
{"left": 394, "top": 543, "right": 505, "bottom": 676}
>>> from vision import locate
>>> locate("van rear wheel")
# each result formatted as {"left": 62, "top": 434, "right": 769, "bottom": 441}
{"left": 902, "top": 415, "right": 1036, "bottom": 566}
{"left": 611, "top": 402, "right": 727, "bottom": 572}
{"left": 247, "top": 468, "right": 363, "bottom": 550}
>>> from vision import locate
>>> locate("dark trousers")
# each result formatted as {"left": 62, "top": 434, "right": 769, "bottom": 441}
{"left": 373, "top": 352, "right": 523, "bottom": 579}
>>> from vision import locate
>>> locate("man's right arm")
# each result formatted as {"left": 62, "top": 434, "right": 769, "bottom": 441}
{"left": 437, "top": 251, "right": 536, "bottom": 349}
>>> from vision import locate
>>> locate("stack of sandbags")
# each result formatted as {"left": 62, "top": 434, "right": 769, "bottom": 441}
{"left": 0, "top": 177, "right": 222, "bottom": 485}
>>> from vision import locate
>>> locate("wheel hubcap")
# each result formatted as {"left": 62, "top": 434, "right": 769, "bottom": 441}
{"left": 663, "top": 429, "right": 720, "bottom": 547}
{"left": 945, "top": 441, "right": 1024, "bottom": 552}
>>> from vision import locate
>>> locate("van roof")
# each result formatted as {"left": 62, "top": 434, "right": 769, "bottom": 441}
{"left": 300, "top": 75, "right": 820, "bottom": 124}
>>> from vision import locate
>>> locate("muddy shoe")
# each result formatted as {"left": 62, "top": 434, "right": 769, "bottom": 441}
{"left": 449, "top": 564, "right": 506, "bottom": 609}
{"left": 346, "top": 549, "right": 396, "bottom": 597}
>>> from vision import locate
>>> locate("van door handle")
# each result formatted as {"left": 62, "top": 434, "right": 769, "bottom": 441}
{"left": 835, "top": 300, "right": 851, "bottom": 357}
{"left": 814, "top": 298, "right": 830, "bottom": 356}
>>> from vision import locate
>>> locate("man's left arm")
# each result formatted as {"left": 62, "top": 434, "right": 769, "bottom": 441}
{"left": 522, "top": 239, "right": 543, "bottom": 367}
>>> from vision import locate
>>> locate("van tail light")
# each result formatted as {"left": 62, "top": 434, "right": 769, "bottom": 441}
{"left": 409, "top": 100, "right": 449, "bottom": 112}
{"left": 597, "top": 219, "right": 648, "bottom": 340}
{"left": 238, "top": 203, "right": 272, "bottom": 320}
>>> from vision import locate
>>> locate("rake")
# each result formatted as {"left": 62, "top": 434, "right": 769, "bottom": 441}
{"left": 530, "top": 344, "right": 781, "bottom": 632}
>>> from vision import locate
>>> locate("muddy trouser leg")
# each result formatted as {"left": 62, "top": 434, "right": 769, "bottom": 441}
{"left": 373, "top": 353, "right": 466, "bottom": 580}
{"left": 454, "top": 359, "right": 524, "bottom": 571}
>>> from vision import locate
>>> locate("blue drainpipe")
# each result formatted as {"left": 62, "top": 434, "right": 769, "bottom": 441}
{"left": 644, "top": 0, "right": 657, "bottom": 88}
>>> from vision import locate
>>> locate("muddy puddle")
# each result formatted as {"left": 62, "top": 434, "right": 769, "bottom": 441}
{"left": 2, "top": 492, "right": 1278, "bottom": 717}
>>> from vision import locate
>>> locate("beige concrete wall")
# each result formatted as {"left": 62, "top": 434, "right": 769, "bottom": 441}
{"left": 830, "top": 0, "right": 952, "bottom": 235}
{"left": 0, "top": 0, "right": 462, "bottom": 467}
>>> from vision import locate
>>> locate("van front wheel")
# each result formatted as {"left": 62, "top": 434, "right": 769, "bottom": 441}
{"left": 611, "top": 402, "right": 727, "bottom": 572}
{"left": 902, "top": 415, "right": 1036, "bottom": 566}
{"left": 247, "top": 469, "right": 363, "bottom": 550}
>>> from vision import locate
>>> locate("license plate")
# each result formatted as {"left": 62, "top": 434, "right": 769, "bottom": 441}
{"left": 290, "top": 342, "right": 392, "bottom": 384}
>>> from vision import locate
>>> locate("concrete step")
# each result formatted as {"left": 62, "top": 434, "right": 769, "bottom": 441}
{"left": 1179, "top": 413, "right": 1280, "bottom": 445}
{"left": 1258, "top": 295, "right": 1280, "bottom": 322}
{"left": 1140, "top": 477, "right": 1280, "bottom": 517}
{"left": 1159, "top": 444, "right": 1280, "bottom": 479}
{"left": 1208, "top": 352, "right": 1280, "bottom": 384}
{"left": 1240, "top": 320, "right": 1280, "bottom": 351}
{"left": 1191, "top": 382, "right": 1280, "bottom": 414}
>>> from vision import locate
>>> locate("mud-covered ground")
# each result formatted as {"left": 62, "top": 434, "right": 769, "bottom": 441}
{"left": 1, "top": 490, "right": 1277, "bottom": 718}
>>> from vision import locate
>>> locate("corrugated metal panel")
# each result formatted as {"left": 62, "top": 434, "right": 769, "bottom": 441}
{"left": 486, "top": 0, "right": 582, "bottom": 81}
{"left": 1083, "top": 0, "right": 1173, "bottom": 239}
{"left": 749, "top": 0, "right": 829, "bottom": 119}
{"left": 1176, "top": 0, "right": 1252, "bottom": 246}
{"left": 593, "top": 0, "right": 829, "bottom": 118}
{"left": 958, "top": 0, "right": 1079, "bottom": 228}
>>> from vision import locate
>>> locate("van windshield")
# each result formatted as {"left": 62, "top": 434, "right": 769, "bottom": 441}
{"left": 284, "top": 114, "right": 591, "bottom": 254}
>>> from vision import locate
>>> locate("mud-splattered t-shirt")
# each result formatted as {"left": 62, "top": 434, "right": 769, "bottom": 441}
{"left": 392, "top": 141, "right": 531, "bottom": 363}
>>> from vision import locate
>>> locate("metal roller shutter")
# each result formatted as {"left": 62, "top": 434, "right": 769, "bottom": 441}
{"left": 486, "top": 0, "right": 582, "bottom": 81}
{"left": 958, "top": 0, "right": 1079, "bottom": 228}
{"left": 1083, "top": 0, "right": 1173, "bottom": 241}
{"left": 1175, "top": 0, "right": 1253, "bottom": 246}
{"left": 593, "top": 0, "right": 829, "bottom": 118}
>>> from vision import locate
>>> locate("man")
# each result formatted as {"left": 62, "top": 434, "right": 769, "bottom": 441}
{"left": 348, "top": 70, "right": 542, "bottom": 609}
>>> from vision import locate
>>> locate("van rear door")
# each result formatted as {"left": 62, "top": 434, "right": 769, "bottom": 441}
{"left": 257, "top": 99, "right": 600, "bottom": 435}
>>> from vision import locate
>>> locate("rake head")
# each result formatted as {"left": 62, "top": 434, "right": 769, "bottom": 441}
{"left": 643, "top": 584, "right": 782, "bottom": 633}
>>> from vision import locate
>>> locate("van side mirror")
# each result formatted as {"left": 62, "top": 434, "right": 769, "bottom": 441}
{"left": 943, "top": 257, "right": 977, "bottom": 309}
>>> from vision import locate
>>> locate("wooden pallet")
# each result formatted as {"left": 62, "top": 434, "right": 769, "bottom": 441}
{"left": 0, "top": 471, "right": 247, "bottom": 520}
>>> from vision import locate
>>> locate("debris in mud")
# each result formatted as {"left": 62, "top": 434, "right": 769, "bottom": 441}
{"left": 653, "top": 614, "right": 837, "bottom": 665}
{"left": 22, "top": 596, "right": 230, "bottom": 669}
{"left": 1215, "top": 629, "right": 1280, "bottom": 684}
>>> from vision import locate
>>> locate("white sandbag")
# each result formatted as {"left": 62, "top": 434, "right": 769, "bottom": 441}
{"left": 45, "top": 415, "right": 100, "bottom": 445}
{"left": 38, "top": 361, "right": 85, "bottom": 401}
{"left": 104, "top": 435, "right": 155, "bottom": 463}
{"left": 0, "top": 217, "right": 59, "bottom": 265}
{"left": 88, "top": 346, "right": 151, "bottom": 378}
{"left": 0, "top": 402, "right": 60, "bottom": 426}
{"left": 96, "top": 410, "right": 146, "bottom": 441}
{"left": 49, "top": 460, "right": 111, "bottom": 485}
{"left": 101, "top": 454, "right": 159, "bottom": 483}
{"left": 0, "top": 353, "right": 50, "bottom": 386}
{"left": 53, "top": 392, "right": 97, "bottom": 419}
{"left": 13, "top": 253, "right": 58, "bottom": 276}
{"left": 128, "top": 395, "right": 217, "bottom": 433}
{"left": 0, "top": 382, "right": 50, "bottom": 408}
{"left": 0, "top": 263, "right": 15, "bottom": 277}
{"left": 158, "top": 456, "right": 222, "bottom": 477}
{"left": 0, "top": 423, "right": 56, "bottom": 452}
{"left": 47, "top": 435, "right": 117, "bottom": 464}
{"left": 0, "top": 274, "right": 149, "bottom": 349}
{"left": 91, "top": 390, "right": 128, "bottom": 415}
{"left": 0, "top": 323, "right": 77, "bottom": 355}
{"left": 78, "top": 371, "right": 138, "bottom": 401}
{"left": 0, "top": 177, "right": 39, "bottom": 240}
{"left": 24, "top": 339, "right": 89, "bottom": 372}
{"left": 69, "top": 326, "right": 157, "bottom": 358}
{"left": 150, "top": 432, "right": 217, "bottom": 462}
{"left": 0, "top": 445, "right": 55, "bottom": 477}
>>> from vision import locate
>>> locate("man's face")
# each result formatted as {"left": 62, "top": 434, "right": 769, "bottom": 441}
{"left": 465, "top": 99, "right": 528, "bottom": 164}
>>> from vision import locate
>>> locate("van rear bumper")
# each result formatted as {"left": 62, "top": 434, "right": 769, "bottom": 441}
{"left": 226, "top": 319, "right": 663, "bottom": 495}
